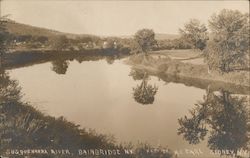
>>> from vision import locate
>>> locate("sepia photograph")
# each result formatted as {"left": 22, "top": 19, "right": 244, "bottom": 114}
{"left": 0, "top": 0, "right": 249, "bottom": 158}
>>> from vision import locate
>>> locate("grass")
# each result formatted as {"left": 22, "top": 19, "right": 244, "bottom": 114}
{"left": 151, "top": 49, "right": 201, "bottom": 59}
{"left": 150, "top": 49, "right": 205, "bottom": 65}
{"left": 126, "top": 50, "right": 250, "bottom": 87}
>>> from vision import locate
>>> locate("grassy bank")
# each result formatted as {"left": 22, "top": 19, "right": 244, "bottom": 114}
{"left": 126, "top": 53, "right": 250, "bottom": 88}
{"left": 152, "top": 49, "right": 201, "bottom": 59}
{"left": 1, "top": 100, "right": 174, "bottom": 158}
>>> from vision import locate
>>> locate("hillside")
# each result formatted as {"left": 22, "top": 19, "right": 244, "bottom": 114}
{"left": 4, "top": 19, "right": 96, "bottom": 39}
{"left": 4, "top": 19, "right": 180, "bottom": 41}
{"left": 119, "top": 33, "right": 180, "bottom": 40}
{"left": 6, "top": 20, "right": 64, "bottom": 37}
{"left": 155, "top": 33, "right": 180, "bottom": 40}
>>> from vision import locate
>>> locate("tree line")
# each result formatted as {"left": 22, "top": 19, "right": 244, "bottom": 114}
{"left": 132, "top": 9, "right": 249, "bottom": 73}
{"left": 1, "top": 9, "right": 249, "bottom": 72}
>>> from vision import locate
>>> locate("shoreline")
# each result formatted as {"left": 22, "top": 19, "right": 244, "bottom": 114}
{"left": 1, "top": 48, "right": 130, "bottom": 70}
{"left": 2, "top": 49, "right": 249, "bottom": 93}
{"left": 129, "top": 64, "right": 250, "bottom": 95}
{"left": 125, "top": 54, "right": 250, "bottom": 93}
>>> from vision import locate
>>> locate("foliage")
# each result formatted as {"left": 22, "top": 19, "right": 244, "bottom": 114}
{"left": 0, "top": 70, "right": 22, "bottom": 104}
{"left": 156, "top": 38, "right": 192, "bottom": 50}
{"left": 0, "top": 18, "right": 9, "bottom": 65}
{"left": 132, "top": 72, "right": 158, "bottom": 105}
{"left": 71, "top": 36, "right": 100, "bottom": 50}
{"left": 204, "top": 9, "right": 249, "bottom": 72}
{"left": 0, "top": 70, "right": 116, "bottom": 153}
{"left": 129, "top": 40, "right": 143, "bottom": 54}
{"left": 0, "top": 69, "right": 173, "bottom": 158}
{"left": 134, "top": 143, "right": 173, "bottom": 158}
{"left": 133, "top": 29, "right": 157, "bottom": 54}
{"left": 178, "top": 89, "right": 249, "bottom": 156}
{"left": 179, "top": 19, "right": 208, "bottom": 50}
{"left": 35, "top": 36, "right": 48, "bottom": 43}
{"left": 105, "top": 55, "right": 115, "bottom": 64}
{"left": 129, "top": 69, "right": 148, "bottom": 80}
{"left": 50, "top": 35, "right": 69, "bottom": 51}
{"left": 51, "top": 60, "right": 69, "bottom": 75}
{"left": 128, "top": 51, "right": 250, "bottom": 86}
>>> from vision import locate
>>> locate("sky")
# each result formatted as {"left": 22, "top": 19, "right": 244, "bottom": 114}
{"left": 1, "top": 0, "right": 249, "bottom": 36}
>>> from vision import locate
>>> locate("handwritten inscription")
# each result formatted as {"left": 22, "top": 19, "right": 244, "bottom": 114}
{"left": 2, "top": 148, "right": 250, "bottom": 157}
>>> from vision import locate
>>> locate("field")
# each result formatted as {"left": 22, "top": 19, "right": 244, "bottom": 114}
{"left": 127, "top": 50, "right": 250, "bottom": 87}
{"left": 150, "top": 49, "right": 205, "bottom": 65}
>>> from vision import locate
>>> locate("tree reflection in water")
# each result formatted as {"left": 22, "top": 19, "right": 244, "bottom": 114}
{"left": 50, "top": 54, "right": 119, "bottom": 75}
{"left": 0, "top": 69, "right": 173, "bottom": 158}
{"left": 51, "top": 60, "right": 69, "bottom": 75}
{"left": 105, "top": 55, "right": 115, "bottom": 65}
{"left": 178, "top": 88, "right": 249, "bottom": 156}
{"left": 130, "top": 69, "right": 158, "bottom": 105}
{"left": 129, "top": 69, "right": 147, "bottom": 81}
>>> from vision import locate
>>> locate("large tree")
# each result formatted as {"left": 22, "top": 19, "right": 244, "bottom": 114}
{"left": 133, "top": 29, "right": 157, "bottom": 54}
{"left": 178, "top": 89, "right": 249, "bottom": 156}
{"left": 179, "top": 19, "right": 208, "bottom": 50}
{"left": 204, "top": 9, "right": 249, "bottom": 72}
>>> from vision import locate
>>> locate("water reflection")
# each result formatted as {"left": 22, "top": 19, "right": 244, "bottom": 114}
{"left": 178, "top": 88, "right": 249, "bottom": 156}
{"left": 0, "top": 69, "right": 117, "bottom": 154}
{"left": 74, "top": 54, "right": 116, "bottom": 64}
{"left": 130, "top": 69, "right": 158, "bottom": 105}
{"left": 4, "top": 54, "right": 250, "bottom": 157}
{"left": 105, "top": 56, "right": 115, "bottom": 65}
{"left": 50, "top": 54, "right": 122, "bottom": 75}
{"left": 0, "top": 68, "right": 174, "bottom": 158}
{"left": 51, "top": 60, "right": 69, "bottom": 75}
{"left": 129, "top": 69, "right": 147, "bottom": 81}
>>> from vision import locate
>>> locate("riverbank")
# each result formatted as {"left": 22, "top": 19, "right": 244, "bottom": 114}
{"left": 1, "top": 98, "right": 174, "bottom": 158}
{"left": 2, "top": 48, "right": 130, "bottom": 69}
{"left": 126, "top": 54, "right": 250, "bottom": 88}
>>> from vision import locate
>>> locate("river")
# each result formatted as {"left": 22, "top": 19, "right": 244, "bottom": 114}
{"left": 7, "top": 57, "right": 249, "bottom": 158}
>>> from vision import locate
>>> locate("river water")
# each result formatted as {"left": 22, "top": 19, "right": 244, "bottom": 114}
{"left": 8, "top": 58, "right": 249, "bottom": 158}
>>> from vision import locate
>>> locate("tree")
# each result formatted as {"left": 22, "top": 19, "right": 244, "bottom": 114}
{"left": 204, "top": 9, "right": 249, "bottom": 72}
{"left": 178, "top": 89, "right": 249, "bottom": 156}
{"left": 133, "top": 29, "right": 157, "bottom": 54}
{"left": 129, "top": 68, "right": 148, "bottom": 81}
{"left": 0, "top": 69, "right": 21, "bottom": 104}
{"left": 105, "top": 56, "right": 115, "bottom": 65}
{"left": 34, "top": 36, "right": 48, "bottom": 44}
{"left": 0, "top": 18, "right": 9, "bottom": 67}
{"left": 50, "top": 35, "right": 69, "bottom": 51}
{"left": 132, "top": 72, "right": 158, "bottom": 105}
{"left": 179, "top": 19, "right": 208, "bottom": 50}
{"left": 17, "top": 35, "right": 32, "bottom": 42}
{"left": 51, "top": 60, "right": 69, "bottom": 75}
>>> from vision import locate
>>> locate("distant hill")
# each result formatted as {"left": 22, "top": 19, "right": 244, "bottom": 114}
{"left": 6, "top": 20, "right": 64, "bottom": 37}
{"left": 4, "top": 19, "right": 180, "bottom": 40}
{"left": 119, "top": 33, "right": 180, "bottom": 40}
{"left": 4, "top": 19, "right": 96, "bottom": 39}
{"left": 155, "top": 33, "right": 180, "bottom": 40}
